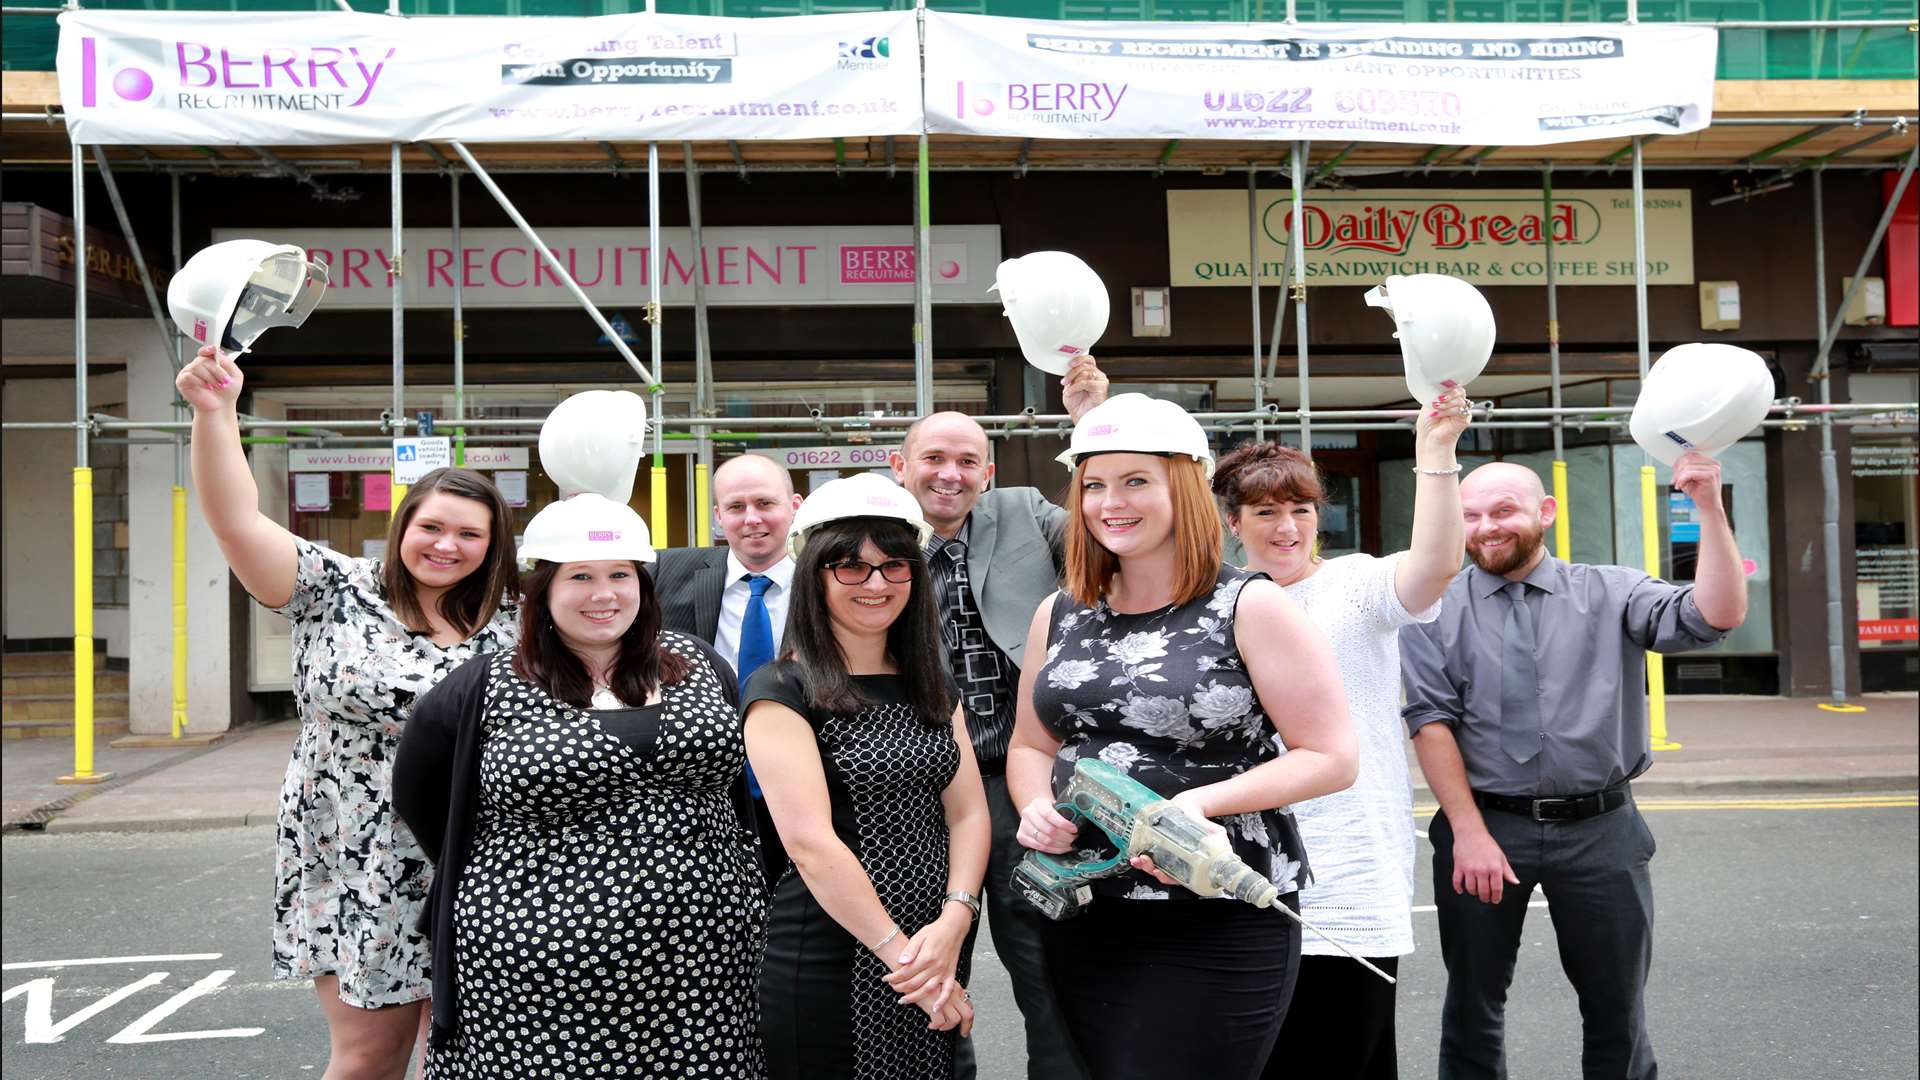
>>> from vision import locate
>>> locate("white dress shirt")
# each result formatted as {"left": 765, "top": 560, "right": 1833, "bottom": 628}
{"left": 713, "top": 551, "right": 795, "bottom": 669}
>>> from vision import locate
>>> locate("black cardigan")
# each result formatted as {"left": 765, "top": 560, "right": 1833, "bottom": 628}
{"left": 391, "top": 638, "right": 753, "bottom": 1050}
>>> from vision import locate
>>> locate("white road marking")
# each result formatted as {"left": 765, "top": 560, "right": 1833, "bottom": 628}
{"left": 2, "top": 953, "right": 222, "bottom": 972}
{"left": 1415, "top": 901, "right": 1550, "bottom": 913}
{"left": 3, "top": 973, "right": 168, "bottom": 1044}
{"left": 106, "top": 970, "right": 263, "bottom": 1043}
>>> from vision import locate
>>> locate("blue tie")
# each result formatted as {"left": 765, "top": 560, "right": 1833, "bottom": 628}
{"left": 738, "top": 574, "right": 775, "bottom": 797}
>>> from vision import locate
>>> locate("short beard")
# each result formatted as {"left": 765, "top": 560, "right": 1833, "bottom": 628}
{"left": 1468, "top": 519, "right": 1546, "bottom": 577}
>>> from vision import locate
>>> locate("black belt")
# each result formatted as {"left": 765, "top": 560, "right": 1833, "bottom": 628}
{"left": 1472, "top": 783, "right": 1630, "bottom": 822}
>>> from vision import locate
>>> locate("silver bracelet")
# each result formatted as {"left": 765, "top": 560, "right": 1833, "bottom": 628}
{"left": 871, "top": 926, "right": 900, "bottom": 953}
{"left": 1412, "top": 463, "right": 1464, "bottom": 476}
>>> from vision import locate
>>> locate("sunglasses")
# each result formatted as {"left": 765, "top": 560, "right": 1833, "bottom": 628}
{"left": 826, "top": 558, "right": 915, "bottom": 586}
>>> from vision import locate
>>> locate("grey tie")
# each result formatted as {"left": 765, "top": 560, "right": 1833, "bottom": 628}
{"left": 1499, "top": 581, "right": 1542, "bottom": 764}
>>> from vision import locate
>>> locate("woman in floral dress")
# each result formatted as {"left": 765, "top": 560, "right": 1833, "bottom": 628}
{"left": 1006, "top": 394, "right": 1355, "bottom": 1079}
{"left": 178, "top": 346, "right": 520, "bottom": 1079}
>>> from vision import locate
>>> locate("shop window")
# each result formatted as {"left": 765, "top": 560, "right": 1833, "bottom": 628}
{"left": 1850, "top": 372, "right": 1919, "bottom": 691}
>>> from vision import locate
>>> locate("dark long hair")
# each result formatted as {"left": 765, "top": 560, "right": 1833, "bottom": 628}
{"left": 783, "top": 518, "right": 951, "bottom": 729}
{"left": 382, "top": 467, "right": 520, "bottom": 636}
{"left": 511, "top": 560, "right": 688, "bottom": 708}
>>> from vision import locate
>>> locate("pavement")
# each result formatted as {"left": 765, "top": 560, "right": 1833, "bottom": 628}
{"left": 2, "top": 692, "right": 1915, "bottom": 834}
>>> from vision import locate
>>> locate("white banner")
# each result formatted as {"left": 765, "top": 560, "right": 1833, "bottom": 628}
{"left": 925, "top": 13, "right": 1716, "bottom": 144}
{"left": 211, "top": 225, "right": 1002, "bottom": 307}
{"left": 58, "top": 10, "right": 920, "bottom": 145}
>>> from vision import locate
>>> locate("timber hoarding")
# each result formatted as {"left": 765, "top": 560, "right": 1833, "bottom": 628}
{"left": 1167, "top": 188, "right": 1695, "bottom": 287}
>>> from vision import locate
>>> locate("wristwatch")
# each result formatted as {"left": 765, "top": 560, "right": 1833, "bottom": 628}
{"left": 943, "top": 890, "right": 981, "bottom": 920}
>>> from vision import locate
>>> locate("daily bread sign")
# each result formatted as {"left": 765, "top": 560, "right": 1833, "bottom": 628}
{"left": 1167, "top": 188, "right": 1694, "bottom": 287}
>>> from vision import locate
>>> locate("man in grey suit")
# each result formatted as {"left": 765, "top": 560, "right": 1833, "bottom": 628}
{"left": 653, "top": 453, "right": 803, "bottom": 885}
{"left": 890, "top": 355, "right": 1108, "bottom": 1079}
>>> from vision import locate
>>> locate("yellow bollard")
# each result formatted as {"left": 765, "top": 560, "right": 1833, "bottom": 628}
{"left": 58, "top": 468, "right": 113, "bottom": 784}
{"left": 1641, "top": 465, "right": 1681, "bottom": 751}
{"left": 694, "top": 462, "right": 712, "bottom": 547}
{"left": 172, "top": 485, "right": 189, "bottom": 739}
{"left": 1551, "top": 459, "right": 1571, "bottom": 561}
{"left": 393, "top": 480, "right": 409, "bottom": 517}
{"left": 651, "top": 462, "right": 670, "bottom": 549}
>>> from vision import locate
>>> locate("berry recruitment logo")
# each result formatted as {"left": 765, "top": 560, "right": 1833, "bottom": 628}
{"left": 77, "top": 35, "right": 397, "bottom": 113}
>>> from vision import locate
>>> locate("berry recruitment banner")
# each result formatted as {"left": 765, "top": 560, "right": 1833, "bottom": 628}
{"left": 924, "top": 13, "right": 1716, "bottom": 144}
{"left": 57, "top": 10, "right": 921, "bottom": 145}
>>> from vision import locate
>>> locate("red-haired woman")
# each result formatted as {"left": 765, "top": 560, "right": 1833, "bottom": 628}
{"left": 177, "top": 345, "right": 519, "bottom": 1080}
{"left": 394, "top": 493, "right": 764, "bottom": 1077}
{"left": 1007, "top": 394, "right": 1355, "bottom": 1079}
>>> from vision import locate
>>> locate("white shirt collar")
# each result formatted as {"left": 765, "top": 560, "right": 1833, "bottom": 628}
{"left": 725, "top": 549, "right": 795, "bottom": 592}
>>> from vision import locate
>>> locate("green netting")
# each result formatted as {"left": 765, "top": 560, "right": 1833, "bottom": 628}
{"left": 5, "top": 0, "right": 1915, "bottom": 77}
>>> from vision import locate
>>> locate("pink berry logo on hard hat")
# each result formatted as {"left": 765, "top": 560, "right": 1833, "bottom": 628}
{"left": 866, "top": 495, "right": 894, "bottom": 508}
{"left": 193, "top": 318, "right": 208, "bottom": 343}
{"left": 588, "top": 530, "right": 621, "bottom": 542}
{"left": 1086, "top": 424, "right": 1115, "bottom": 436}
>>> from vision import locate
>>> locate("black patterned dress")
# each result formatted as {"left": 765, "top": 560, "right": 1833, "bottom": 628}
{"left": 268, "top": 537, "right": 517, "bottom": 1008}
{"left": 412, "top": 635, "right": 767, "bottom": 1079}
{"left": 745, "top": 662, "right": 967, "bottom": 1080}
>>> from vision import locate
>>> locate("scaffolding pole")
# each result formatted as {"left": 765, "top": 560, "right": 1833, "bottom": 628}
{"left": 452, "top": 166, "right": 466, "bottom": 466}
{"left": 1630, "top": 135, "right": 1680, "bottom": 752}
{"left": 684, "top": 141, "right": 716, "bottom": 545}
{"left": 389, "top": 141, "right": 409, "bottom": 506}
{"left": 59, "top": 139, "right": 111, "bottom": 785}
{"left": 647, "top": 138, "right": 668, "bottom": 545}
{"left": 1545, "top": 162, "right": 1570, "bottom": 561}
{"left": 1249, "top": 162, "right": 1265, "bottom": 441}
{"left": 1290, "top": 140, "right": 1312, "bottom": 459}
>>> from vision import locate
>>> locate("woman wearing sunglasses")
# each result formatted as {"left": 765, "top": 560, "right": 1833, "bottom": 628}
{"left": 744, "top": 473, "right": 990, "bottom": 1080}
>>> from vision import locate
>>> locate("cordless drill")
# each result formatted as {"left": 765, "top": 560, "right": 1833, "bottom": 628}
{"left": 1012, "top": 757, "right": 1397, "bottom": 984}
{"left": 1012, "top": 758, "right": 1278, "bottom": 920}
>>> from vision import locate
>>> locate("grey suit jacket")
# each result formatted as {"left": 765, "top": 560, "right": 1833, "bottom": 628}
{"left": 651, "top": 546, "right": 731, "bottom": 646}
{"left": 963, "top": 486, "right": 1069, "bottom": 674}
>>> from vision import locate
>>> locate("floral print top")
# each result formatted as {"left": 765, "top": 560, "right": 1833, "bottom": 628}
{"left": 1031, "top": 566, "right": 1309, "bottom": 901}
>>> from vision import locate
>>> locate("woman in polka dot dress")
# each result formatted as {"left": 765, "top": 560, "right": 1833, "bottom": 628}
{"left": 744, "top": 476, "right": 990, "bottom": 1080}
{"left": 396, "top": 494, "right": 766, "bottom": 1078}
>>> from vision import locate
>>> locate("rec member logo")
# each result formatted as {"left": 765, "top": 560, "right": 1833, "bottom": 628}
{"left": 836, "top": 35, "right": 889, "bottom": 71}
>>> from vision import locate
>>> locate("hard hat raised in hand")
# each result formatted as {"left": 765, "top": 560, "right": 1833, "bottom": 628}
{"left": 990, "top": 251, "right": 1111, "bottom": 376}
{"left": 1057, "top": 393, "right": 1215, "bottom": 479}
{"left": 538, "top": 390, "right": 649, "bottom": 506}
{"left": 1365, "top": 274, "right": 1495, "bottom": 406}
{"left": 168, "top": 239, "right": 328, "bottom": 354}
{"left": 1629, "top": 343, "right": 1774, "bottom": 466}
{"left": 518, "top": 493, "right": 656, "bottom": 568}
{"left": 788, "top": 473, "right": 933, "bottom": 560}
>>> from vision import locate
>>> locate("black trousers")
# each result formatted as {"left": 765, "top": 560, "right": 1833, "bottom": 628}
{"left": 1265, "top": 954, "right": 1402, "bottom": 1080}
{"left": 1430, "top": 799, "right": 1659, "bottom": 1080}
{"left": 1042, "top": 895, "right": 1300, "bottom": 1080}
{"left": 953, "top": 772, "right": 1088, "bottom": 1079}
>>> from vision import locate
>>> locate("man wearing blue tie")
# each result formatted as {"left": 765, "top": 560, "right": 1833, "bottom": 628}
{"left": 654, "top": 453, "right": 804, "bottom": 886}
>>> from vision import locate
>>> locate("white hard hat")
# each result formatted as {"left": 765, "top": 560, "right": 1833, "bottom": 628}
{"left": 1056, "top": 393, "right": 1214, "bottom": 479}
{"left": 539, "top": 390, "right": 649, "bottom": 506}
{"left": 787, "top": 472, "right": 933, "bottom": 560}
{"left": 167, "top": 239, "right": 328, "bottom": 353}
{"left": 1364, "top": 274, "right": 1495, "bottom": 405}
{"left": 518, "top": 493, "right": 656, "bottom": 568}
{"left": 1629, "top": 343, "right": 1775, "bottom": 466}
{"left": 990, "top": 251, "right": 1110, "bottom": 376}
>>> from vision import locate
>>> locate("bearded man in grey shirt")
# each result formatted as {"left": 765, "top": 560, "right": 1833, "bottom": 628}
{"left": 1400, "top": 456, "right": 1748, "bottom": 1080}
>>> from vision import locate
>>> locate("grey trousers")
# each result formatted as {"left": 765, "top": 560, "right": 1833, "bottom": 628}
{"left": 953, "top": 772, "right": 1089, "bottom": 1080}
{"left": 1429, "top": 798, "right": 1658, "bottom": 1080}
